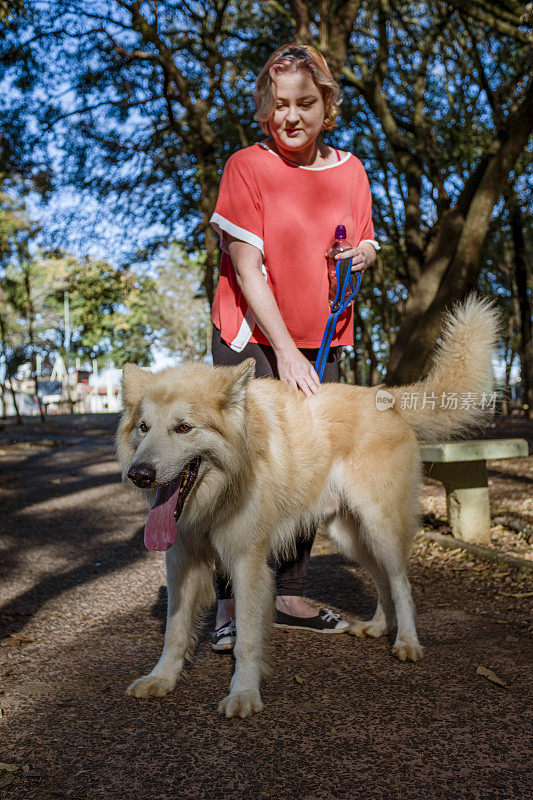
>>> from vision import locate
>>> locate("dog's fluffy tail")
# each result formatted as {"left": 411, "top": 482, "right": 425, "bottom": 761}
{"left": 386, "top": 295, "right": 499, "bottom": 442}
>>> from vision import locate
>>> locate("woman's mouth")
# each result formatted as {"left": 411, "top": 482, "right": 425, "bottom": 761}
{"left": 285, "top": 128, "right": 301, "bottom": 137}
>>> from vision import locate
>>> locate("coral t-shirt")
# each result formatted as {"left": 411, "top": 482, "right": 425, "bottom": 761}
{"left": 210, "top": 142, "right": 378, "bottom": 351}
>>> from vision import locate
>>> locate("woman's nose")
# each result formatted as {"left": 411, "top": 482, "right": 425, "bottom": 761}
{"left": 286, "top": 105, "right": 300, "bottom": 123}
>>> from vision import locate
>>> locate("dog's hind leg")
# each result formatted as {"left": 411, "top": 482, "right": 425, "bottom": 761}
{"left": 333, "top": 502, "right": 423, "bottom": 662}
{"left": 218, "top": 549, "right": 273, "bottom": 719}
{"left": 358, "top": 505, "right": 422, "bottom": 662}
{"left": 328, "top": 513, "right": 395, "bottom": 639}
{"left": 127, "top": 546, "right": 214, "bottom": 698}
{"left": 388, "top": 567, "right": 423, "bottom": 662}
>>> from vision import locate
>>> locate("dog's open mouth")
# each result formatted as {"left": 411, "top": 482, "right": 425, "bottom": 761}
{"left": 144, "top": 457, "right": 201, "bottom": 551}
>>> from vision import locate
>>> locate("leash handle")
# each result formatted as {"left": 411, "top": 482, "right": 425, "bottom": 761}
{"left": 315, "top": 258, "right": 361, "bottom": 382}
{"left": 331, "top": 257, "right": 352, "bottom": 312}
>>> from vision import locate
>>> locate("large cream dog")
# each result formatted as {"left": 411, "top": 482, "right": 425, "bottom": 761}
{"left": 117, "top": 296, "right": 497, "bottom": 718}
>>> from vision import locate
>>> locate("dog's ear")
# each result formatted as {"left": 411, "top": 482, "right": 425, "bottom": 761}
{"left": 224, "top": 358, "right": 255, "bottom": 408}
{"left": 121, "top": 363, "right": 151, "bottom": 407}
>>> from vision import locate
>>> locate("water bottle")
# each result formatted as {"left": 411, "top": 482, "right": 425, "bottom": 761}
{"left": 327, "top": 225, "right": 352, "bottom": 306}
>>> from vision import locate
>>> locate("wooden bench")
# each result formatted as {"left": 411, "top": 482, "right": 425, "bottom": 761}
{"left": 420, "top": 438, "right": 529, "bottom": 545}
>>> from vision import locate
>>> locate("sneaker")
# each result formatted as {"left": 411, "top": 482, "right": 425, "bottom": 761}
{"left": 211, "top": 618, "right": 236, "bottom": 652}
{"left": 274, "top": 607, "right": 349, "bottom": 633}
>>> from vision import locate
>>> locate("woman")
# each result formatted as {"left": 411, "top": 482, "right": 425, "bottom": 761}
{"left": 209, "top": 43, "right": 379, "bottom": 651}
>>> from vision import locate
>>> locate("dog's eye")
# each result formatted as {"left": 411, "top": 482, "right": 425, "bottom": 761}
{"left": 139, "top": 421, "right": 148, "bottom": 433}
{"left": 174, "top": 422, "right": 192, "bottom": 434}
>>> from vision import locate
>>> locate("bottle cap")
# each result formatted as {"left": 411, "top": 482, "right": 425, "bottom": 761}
{"left": 334, "top": 225, "right": 346, "bottom": 240}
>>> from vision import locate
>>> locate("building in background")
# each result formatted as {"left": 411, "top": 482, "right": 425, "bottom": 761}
{"left": 0, "top": 356, "right": 122, "bottom": 416}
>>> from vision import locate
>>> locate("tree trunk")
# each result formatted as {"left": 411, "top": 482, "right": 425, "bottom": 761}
{"left": 510, "top": 197, "right": 533, "bottom": 417}
{"left": 290, "top": 1, "right": 364, "bottom": 83}
{"left": 0, "top": 315, "right": 22, "bottom": 424}
{"left": 385, "top": 80, "right": 533, "bottom": 385}
{"left": 0, "top": 322, "right": 6, "bottom": 420}
{"left": 23, "top": 266, "right": 45, "bottom": 421}
{"left": 503, "top": 343, "right": 514, "bottom": 416}
{"left": 8, "top": 376, "right": 22, "bottom": 425}
{"left": 353, "top": 304, "right": 380, "bottom": 385}
{"left": 199, "top": 169, "right": 221, "bottom": 307}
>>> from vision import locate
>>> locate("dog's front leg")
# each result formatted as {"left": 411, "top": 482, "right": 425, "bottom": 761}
{"left": 127, "top": 546, "right": 212, "bottom": 698}
{"left": 218, "top": 554, "right": 273, "bottom": 719}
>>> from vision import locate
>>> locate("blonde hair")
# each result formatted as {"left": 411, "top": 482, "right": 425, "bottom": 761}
{"left": 255, "top": 44, "right": 340, "bottom": 133}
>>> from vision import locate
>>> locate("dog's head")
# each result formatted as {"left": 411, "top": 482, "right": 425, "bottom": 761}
{"left": 116, "top": 359, "right": 255, "bottom": 550}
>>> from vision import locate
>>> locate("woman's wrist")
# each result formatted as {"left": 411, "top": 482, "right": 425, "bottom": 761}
{"left": 359, "top": 242, "right": 377, "bottom": 267}
{"left": 272, "top": 337, "right": 298, "bottom": 358}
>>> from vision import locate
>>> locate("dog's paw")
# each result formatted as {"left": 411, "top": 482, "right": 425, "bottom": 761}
{"left": 218, "top": 690, "right": 263, "bottom": 719}
{"left": 126, "top": 674, "right": 175, "bottom": 698}
{"left": 392, "top": 639, "right": 424, "bottom": 662}
{"left": 349, "top": 619, "right": 388, "bottom": 639}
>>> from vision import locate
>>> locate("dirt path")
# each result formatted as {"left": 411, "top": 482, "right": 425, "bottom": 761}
{"left": 0, "top": 415, "right": 531, "bottom": 800}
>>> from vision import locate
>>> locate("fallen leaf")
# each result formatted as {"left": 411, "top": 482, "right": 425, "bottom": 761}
{"left": 445, "top": 548, "right": 463, "bottom": 557}
{"left": 476, "top": 665, "right": 509, "bottom": 688}
{"left": 294, "top": 674, "right": 304, "bottom": 685}
{"left": 0, "top": 764, "right": 20, "bottom": 773}
{"left": 0, "top": 633, "right": 35, "bottom": 648}
{"left": 500, "top": 591, "right": 533, "bottom": 600}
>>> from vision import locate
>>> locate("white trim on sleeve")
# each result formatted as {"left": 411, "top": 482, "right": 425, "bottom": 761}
{"left": 228, "top": 264, "right": 268, "bottom": 352}
{"left": 229, "top": 305, "right": 257, "bottom": 352}
{"left": 358, "top": 238, "right": 381, "bottom": 251}
{"left": 210, "top": 213, "right": 264, "bottom": 256}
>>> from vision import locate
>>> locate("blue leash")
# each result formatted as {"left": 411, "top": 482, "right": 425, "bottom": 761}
{"left": 314, "top": 257, "right": 361, "bottom": 382}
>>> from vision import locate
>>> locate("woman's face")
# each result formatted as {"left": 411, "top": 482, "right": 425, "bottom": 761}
{"left": 268, "top": 70, "right": 325, "bottom": 153}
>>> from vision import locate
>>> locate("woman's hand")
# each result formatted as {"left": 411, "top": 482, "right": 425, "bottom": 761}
{"left": 335, "top": 242, "right": 377, "bottom": 273}
{"left": 275, "top": 344, "right": 321, "bottom": 397}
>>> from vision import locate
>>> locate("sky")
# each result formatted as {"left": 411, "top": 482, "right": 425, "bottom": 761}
{"left": 2, "top": 4, "right": 529, "bottom": 388}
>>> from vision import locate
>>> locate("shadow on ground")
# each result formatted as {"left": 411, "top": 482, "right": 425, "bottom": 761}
{"left": 1, "top": 414, "right": 531, "bottom": 799}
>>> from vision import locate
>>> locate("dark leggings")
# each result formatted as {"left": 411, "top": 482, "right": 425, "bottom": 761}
{"left": 212, "top": 326, "right": 340, "bottom": 599}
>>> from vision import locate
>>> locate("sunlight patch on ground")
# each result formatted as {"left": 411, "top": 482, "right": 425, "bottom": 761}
{"left": 16, "top": 483, "right": 128, "bottom": 516}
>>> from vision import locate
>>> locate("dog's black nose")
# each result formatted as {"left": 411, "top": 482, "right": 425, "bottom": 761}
{"left": 127, "top": 463, "right": 156, "bottom": 488}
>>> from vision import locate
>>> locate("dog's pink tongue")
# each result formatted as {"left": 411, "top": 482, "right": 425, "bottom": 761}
{"left": 144, "top": 479, "right": 182, "bottom": 551}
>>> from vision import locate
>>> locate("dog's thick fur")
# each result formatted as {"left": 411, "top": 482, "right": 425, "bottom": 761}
{"left": 117, "top": 296, "right": 498, "bottom": 718}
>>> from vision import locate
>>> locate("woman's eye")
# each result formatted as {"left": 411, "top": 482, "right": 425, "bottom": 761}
{"left": 175, "top": 423, "right": 192, "bottom": 434}
{"left": 139, "top": 421, "right": 148, "bottom": 432}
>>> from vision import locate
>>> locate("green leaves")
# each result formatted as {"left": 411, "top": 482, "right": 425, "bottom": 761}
{"left": 58, "top": 258, "right": 158, "bottom": 366}
{"left": 142, "top": 243, "right": 210, "bottom": 362}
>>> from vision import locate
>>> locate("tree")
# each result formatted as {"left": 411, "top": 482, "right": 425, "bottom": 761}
{"left": 50, "top": 255, "right": 158, "bottom": 367}
{"left": 0, "top": 181, "right": 49, "bottom": 416}
{"left": 477, "top": 183, "right": 532, "bottom": 414}
{"left": 144, "top": 244, "right": 210, "bottom": 362}
{"left": 1, "top": 238, "right": 159, "bottom": 417}
{"left": 1, "top": 1, "right": 290, "bottom": 302}
{"left": 288, "top": 0, "right": 533, "bottom": 383}
{"left": 0, "top": 288, "right": 25, "bottom": 422}
{"left": 509, "top": 190, "right": 532, "bottom": 416}
{"left": 3, "top": 1, "right": 532, "bottom": 390}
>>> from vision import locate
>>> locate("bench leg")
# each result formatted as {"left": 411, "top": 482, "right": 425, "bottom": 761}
{"left": 424, "top": 460, "right": 491, "bottom": 545}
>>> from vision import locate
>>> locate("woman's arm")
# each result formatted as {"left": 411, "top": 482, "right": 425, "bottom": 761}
{"left": 227, "top": 236, "right": 320, "bottom": 396}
